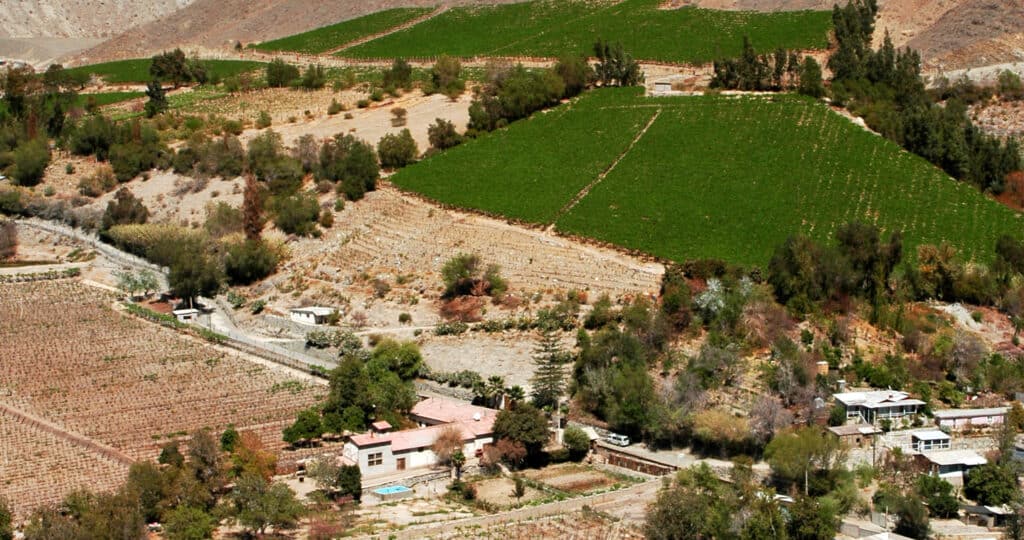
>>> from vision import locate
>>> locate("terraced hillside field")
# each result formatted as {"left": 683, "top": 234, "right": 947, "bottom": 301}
{"left": 391, "top": 88, "right": 1024, "bottom": 266}
{"left": 251, "top": 7, "right": 434, "bottom": 54}
{"left": 338, "top": 0, "right": 832, "bottom": 62}
{"left": 0, "top": 280, "right": 323, "bottom": 461}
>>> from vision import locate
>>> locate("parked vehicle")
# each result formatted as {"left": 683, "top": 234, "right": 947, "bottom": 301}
{"left": 606, "top": 433, "right": 630, "bottom": 446}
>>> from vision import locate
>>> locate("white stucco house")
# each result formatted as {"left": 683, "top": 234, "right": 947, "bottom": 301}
{"left": 289, "top": 306, "right": 336, "bottom": 326}
{"left": 342, "top": 397, "right": 498, "bottom": 478}
{"left": 833, "top": 390, "right": 925, "bottom": 425}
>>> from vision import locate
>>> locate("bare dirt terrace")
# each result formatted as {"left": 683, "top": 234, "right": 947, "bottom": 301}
{"left": 0, "top": 408, "right": 129, "bottom": 519}
{"left": 0, "top": 280, "right": 324, "bottom": 464}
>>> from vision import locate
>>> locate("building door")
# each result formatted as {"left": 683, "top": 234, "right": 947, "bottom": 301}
{"left": 397, "top": 458, "right": 406, "bottom": 470}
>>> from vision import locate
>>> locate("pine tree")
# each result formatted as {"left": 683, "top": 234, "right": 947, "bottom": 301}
{"left": 530, "top": 325, "right": 567, "bottom": 410}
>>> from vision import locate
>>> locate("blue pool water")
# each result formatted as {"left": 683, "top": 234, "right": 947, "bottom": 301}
{"left": 374, "top": 485, "right": 412, "bottom": 495}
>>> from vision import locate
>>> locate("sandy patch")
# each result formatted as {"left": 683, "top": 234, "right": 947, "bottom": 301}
{"left": 237, "top": 90, "right": 473, "bottom": 154}
{"left": 472, "top": 476, "right": 544, "bottom": 507}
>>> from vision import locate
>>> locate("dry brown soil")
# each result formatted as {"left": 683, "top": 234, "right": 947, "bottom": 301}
{"left": 70, "top": 0, "right": 528, "bottom": 64}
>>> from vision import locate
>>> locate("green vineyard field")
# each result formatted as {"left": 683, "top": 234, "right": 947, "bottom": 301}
{"left": 392, "top": 88, "right": 1023, "bottom": 266}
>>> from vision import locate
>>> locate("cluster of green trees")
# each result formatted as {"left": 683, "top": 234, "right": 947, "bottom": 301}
{"left": 710, "top": 37, "right": 824, "bottom": 98}
{"left": 10, "top": 428, "right": 302, "bottom": 539}
{"left": 265, "top": 59, "right": 327, "bottom": 90}
{"left": 70, "top": 115, "right": 173, "bottom": 182}
{"left": 283, "top": 338, "right": 423, "bottom": 443}
{"left": 645, "top": 462, "right": 839, "bottom": 540}
{"left": 829, "top": 0, "right": 1020, "bottom": 194}
{"left": 468, "top": 43, "right": 638, "bottom": 135}
{"left": 0, "top": 64, "right": 87, "bottom": 186}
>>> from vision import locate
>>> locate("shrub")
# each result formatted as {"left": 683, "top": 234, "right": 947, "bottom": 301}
{"left": 69, "top": 115, "right": 116, "bottom": 160}
{"left": 101, "top": 188, "right": 149, "bottom": 233}
{"left": 266, "top": 59, "right": 299, "bottom": 88}
{"left": 273, "top": 192, "right": 320, "bottom": 236}
{"left": 78, "top": 165, "right": 117, "bottom": 197}
{"left": 390, "top": 107, "right": 407, "bottom": 127}
{"left": 316, "top": 134, "right": 379, "bottom": 201}
{"left": 428, "top": 118, "right": 463, "bottom": 151}
{"left": 377, "top": 129, "right": 418, "bottom": 169}
{"left": 9, "top": 139, "right": 50, "bottom": 187}
{"left": 318, "top": 211, "right": 333, "bottom": 228}
{"left": 434, "top": 321, "right": 469, "bottom": 336}
{"left": 356, "top": 99, "right": 370, "bottom": 109}
{"left": 398, "top": 312, "right": 412, "bottom": 324}
{"left": 222, "top": 120, "right": 244, "bottom": 136}
{"left": 300, "top": 64, "right": 327, "bottom": 90}
{"left": 431, "top": 56, "right": 465, "bottom": 99}
{"left": 224, "top": 239, "right": 279, "bottom": 285}
{"left": 327, "top": 99, "right": 343, "bottom": 116}
{"left": 255, "top": 111, "right": 272, "bottom": 129}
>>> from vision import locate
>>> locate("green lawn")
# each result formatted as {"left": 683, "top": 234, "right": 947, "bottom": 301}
{"left": 64, "top": 59, "right": 265, "bottom": 84}
{"left": 339, "top": 0, "right": 832, "bottom": 63}
{"left": 75, "top": 91, "right": 144, "bottom": 107}
{"left": 391, "top": 88, "right": 1024, "bottom": 266}
{"left": 252, "top": 8, "right": 433, "bottom": 54}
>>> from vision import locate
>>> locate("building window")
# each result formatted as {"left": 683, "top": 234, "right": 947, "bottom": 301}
{"left": 368, "top": 452, "right": 383, "bottom": 466}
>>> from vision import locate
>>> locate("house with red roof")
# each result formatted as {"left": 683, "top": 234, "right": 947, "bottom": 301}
{"left": 341, "top": 397, "right": 498, "bottom": 477}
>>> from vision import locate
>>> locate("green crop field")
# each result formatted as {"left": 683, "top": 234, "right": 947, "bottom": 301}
{"left": 338, "top": 0, "right": 831, "bottom": 63}
{"left": 251, "top": 8, "right": 433, "bottom": 54}
{"left": 64, "top": 59, "right": 265, "bottom": 84}
{"left": 74, "top": 91, "right": 144, "bottom": 107}
{"left": 391, "top": 88, "right": 1024, "bottom": 266}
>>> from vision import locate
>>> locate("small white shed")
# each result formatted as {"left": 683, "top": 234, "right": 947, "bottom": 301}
{"left": 289, "top": 306, "right": 336, "bottom": 326}
{"left": 172, "top": 308, "right": 200, "bottom": 323}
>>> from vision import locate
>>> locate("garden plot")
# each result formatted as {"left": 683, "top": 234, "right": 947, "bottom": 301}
{"left": 0, "top": 409, "right": 128, "bottom": 519}
{"left": 0, "top": 280, "right": 324, "bottom": 460}
{"left": 522, "top": 463, "right": 624, "bottom": 494}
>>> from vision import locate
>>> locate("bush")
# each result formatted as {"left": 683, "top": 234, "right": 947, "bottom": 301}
{"left": 431, "top": 56, "right": 465, "bottom": 99}
{"left": 101, "top": 188, "right": 149, "bottom": 233}
{"left": 377, "top": 129, "right": 418, "bottom": 169}
{"left": 9, "top": 139, "right": 50, "bottom": 187}
{"left": 78, "top": 165, "right": 117, "bottom": 197}
{"left": 563, "top": 426, "right": 590, "bottom": 460}
{"left": 399, "top": 312, "right": 412, "bottom": 324}
{"left": 316, "top": 134, "right": 379, "bottom": 201}
{"left": 273, "top": 192, "right": 320, "bottom": 236}
{"left": 300, "top": 64, "right": 327, "bottom": 90}
{"left": 266, "top": 59, "right": 299, "bottom": 88}
{"left": 434, "top": 321, "right": 469, "bottom": 336}
{"left": 327, "top": 99, "right": 343, "bottom": 116}
{"left": 224, "top": 239, "right": 279, "bottom": 285}
{"left": 255, "top": 111, "right": 272, "bottom": 129}
{"left": 69, "top": 115, "right": 116, "bottom": 160}
{"left": 428, "top": 118, "right": 463, "bottom": 151}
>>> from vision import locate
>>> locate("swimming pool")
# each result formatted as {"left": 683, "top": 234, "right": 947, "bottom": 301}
{"left": 374, "top": 485, "right": 412, "bottom": 495}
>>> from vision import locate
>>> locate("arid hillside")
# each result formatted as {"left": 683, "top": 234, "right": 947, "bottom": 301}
{"left": 71, "top": 0, "right": 526, "bottom": 65}
{"left": 683, "top": 0, "right": 1024, "bottom": 70}
{"left": 0, "top": 0, "right": 194, "bottom": 65}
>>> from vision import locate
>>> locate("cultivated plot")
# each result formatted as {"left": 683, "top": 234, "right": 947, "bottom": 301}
{"left": 0, "top": 280, "right": 323, "bottom": 460}
{"left": 339, "top": 0, "right": 831, "bottom": 63}
{"left": 64, "top": 59, "right": 265, "bottom": 85}
{"left": 251, "top": 8, "right": 434, "bottom": 54}
{"left": 392, "top": 88, "right": 1024, "bottom": 266}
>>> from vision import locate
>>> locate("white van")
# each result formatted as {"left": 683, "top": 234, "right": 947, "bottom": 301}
{"left": 606, "top": 433, "right": 630, "bottom": 447}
